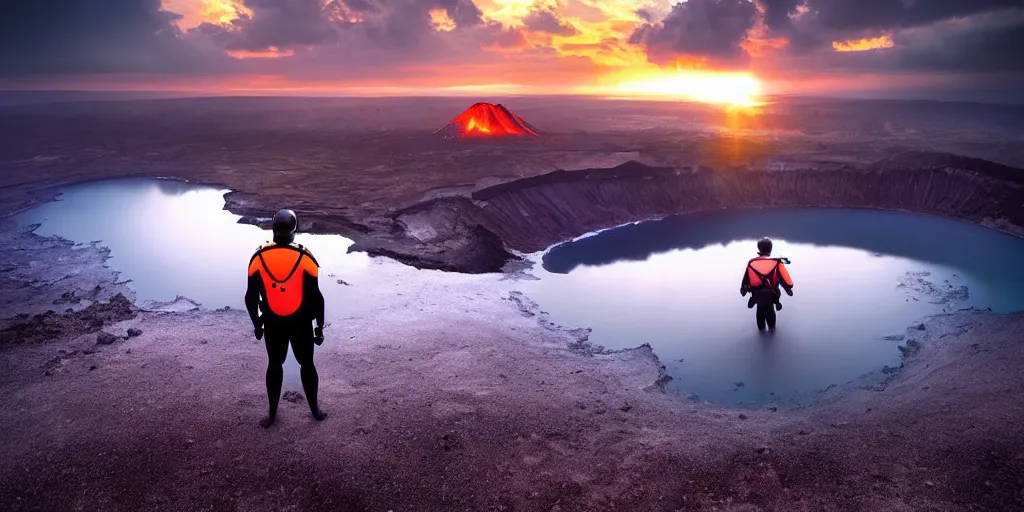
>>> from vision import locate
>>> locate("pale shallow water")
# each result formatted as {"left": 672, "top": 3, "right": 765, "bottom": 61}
{"left": 18, "top": 179, "right": 372, "bottom": 309}
{"left": 18, "top": 178, "right": 378, "bottom": 386}
{"left": 20, "top": 181, "right": 1024, "bottom": 407}
{"left": 521, "top": 209, "right": 1024, "bottom": 407}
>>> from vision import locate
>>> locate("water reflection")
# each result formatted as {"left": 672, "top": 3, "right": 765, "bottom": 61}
{"left": 545, "top": 208, "right": 1024, "bottom": 282}
{"left": 19, "top": 178, "right": 375, "bottom": 389}
{"left": 19, "top": 179, "right": 371, "bottom": 310}
{"left": 526, "top": 208, "right": 1024, "bottom": 407}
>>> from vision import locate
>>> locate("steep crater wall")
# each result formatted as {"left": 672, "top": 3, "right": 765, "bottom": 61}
{"left": 360, "top": 151, "right": 1024, "bottom": 273}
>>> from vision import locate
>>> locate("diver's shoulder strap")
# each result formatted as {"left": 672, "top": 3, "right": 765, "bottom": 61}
{"left": 249, "top": 242, "right": 318, "bottom": 277}
{"left": 248, "top": 242, "right": 276, "bottom": 266}
{"left": 294, "top": 243, "right": 320, "bottom": 267}
{"left": 257, "top": 248, "right": 304, "bottom": 284}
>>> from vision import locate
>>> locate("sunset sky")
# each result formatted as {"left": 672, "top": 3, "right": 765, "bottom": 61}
{"left": 2, "top": 0, "right": 1022, "bottom": 103}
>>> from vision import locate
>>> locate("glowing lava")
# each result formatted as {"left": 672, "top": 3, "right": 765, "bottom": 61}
{"left": 436, "top": 103, "right": 539, "bottom": 139}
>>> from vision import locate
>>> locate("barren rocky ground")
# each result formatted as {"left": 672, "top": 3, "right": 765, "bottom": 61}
{"left": 1, "top": 97, "right": 1023, "bottom": 511}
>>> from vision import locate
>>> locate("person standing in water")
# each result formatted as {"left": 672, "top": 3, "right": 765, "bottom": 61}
{"left": 245, "top": 209, "right": 328, "bottom": 428}
{"left": 740, "top": 237, "right": 794, "bottom": 332}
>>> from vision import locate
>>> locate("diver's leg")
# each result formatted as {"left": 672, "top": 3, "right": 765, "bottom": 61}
{"left": 755, "top": 301, "right": 768, "bottom": 331}
{"left": 261, "top": 330, "right": 288, "bottom": 428}
{"left": 765, "top": 303, "right": 777, "bottom": 331}
{"left": 291, "top": 329, "right": 327, "bottom": 421}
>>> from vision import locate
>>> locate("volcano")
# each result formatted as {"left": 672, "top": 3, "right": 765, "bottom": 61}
{"left": 435, "top": 103, "right": 539, "bottom": 139}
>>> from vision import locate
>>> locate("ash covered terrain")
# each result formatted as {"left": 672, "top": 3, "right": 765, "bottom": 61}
{"left": 1, "top": 95, "right": 1024, "bottom": 511}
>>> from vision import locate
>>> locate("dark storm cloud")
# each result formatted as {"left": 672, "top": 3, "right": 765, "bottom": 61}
{"left": 820, "top": 10, "right": 1024, "bottom": 73}
{"left": 767, "top": 0, "right": 1024, "bottom": 69}
{"left": 757, "top": 0, "right": 802, "bottom": 31}
{"left": 235, "top": 0, "right": 511, "bottom": 79}
{"left": 195, "top": 0, "right": 340, "bottom": 51}
{"left": 630, "top": 0, "right": 758, "bottom": 63}
{"left": 343, "top": 0, "right": 483, "bottom": 28}
{"left": 0, "top": 0, "right": 217, "bottom": 75}
{"left": 905, "top": 15, "right": 1024, "bottom": 72}
{"left": 523, "top": 9, "right": 579, "bottom": 36}
{"left": 805, "top": 0, "right": 1023, "bottom": 32}
{"left": 194, "top": 0, "right": 485, "bottom": 52}
{"left": 352, "top": 0, "right": 483, "bottom": 47}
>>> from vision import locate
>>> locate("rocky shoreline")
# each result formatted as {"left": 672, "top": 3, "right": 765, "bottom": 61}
{"left": 1, "top": 210, "right": 1022, "bottom": 509}
{"left": 2, "top": 144, "right": 1024, "bottom": 509}
{"left": 2, "top": 96, "right": 1024, "bottom": 508}
{"left": 341, "top": 152, "right": 1024, "bottom": 273}
{"left": 1, "top": 177, "right": 1023, "bottom": 509}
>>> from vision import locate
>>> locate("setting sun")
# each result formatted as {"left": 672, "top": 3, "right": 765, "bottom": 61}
{"left": 582, "top": 71, "right": 763, "bottom": 107}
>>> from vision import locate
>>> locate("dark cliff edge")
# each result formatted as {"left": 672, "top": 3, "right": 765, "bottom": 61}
{"left": 348, "top": 151, "right": 1024, "bottom": 273}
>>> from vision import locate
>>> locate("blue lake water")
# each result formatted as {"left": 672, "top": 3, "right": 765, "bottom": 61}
{"left": 521, "top": 209, "right": 1024, "bottom": 407}
{"left": 18, "top": 181, "right": 1024, "bottom": 408}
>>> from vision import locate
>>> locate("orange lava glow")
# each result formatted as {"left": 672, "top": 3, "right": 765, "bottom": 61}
{"left": 832, "top": 35, "right": 895, "bottom": 52}
{"left": 438, "top": 102, "right": 539, "bottom": 138}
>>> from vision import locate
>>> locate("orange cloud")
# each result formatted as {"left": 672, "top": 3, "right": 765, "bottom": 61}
{"left": 429, "top": 9, "right": 457, "bottom": 32}
{"left": 741, "top": 36, "right": 789, "bottom": 58}
{"left": 226, "top": 47, "right": 296, "bottom": 59}
{"left": 164, "top": 0, "right": 250, "bottom": 30}
{"left": 832, "top": 34, "right": 895, "bottom": 52}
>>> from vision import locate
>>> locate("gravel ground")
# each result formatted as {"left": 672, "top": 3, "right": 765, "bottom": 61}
{"left": 1, "top": 218, "right": 1022, "bottom": 511}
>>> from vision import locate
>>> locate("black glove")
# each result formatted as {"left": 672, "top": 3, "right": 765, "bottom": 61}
{"left": 313, "top": 326, "right": 324, "bottom": 346}
{"left": 254, "top": 325, "right": 264, "bottom": 340}
{"left": 740, "top": 286, "right": 748, "bottom": 297}
{"left": 785, "top": 288, "right": 793, "bottom": 296}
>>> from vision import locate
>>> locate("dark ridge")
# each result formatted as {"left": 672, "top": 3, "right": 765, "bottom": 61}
{"left": 472, "top": 161, "right": 679, "bottom": 201}
{"left": 867, "top": 151, "right": 1024, "bottom": 184}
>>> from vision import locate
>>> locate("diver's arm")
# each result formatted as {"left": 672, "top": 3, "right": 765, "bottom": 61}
{"left": 305, "top": 272, "right": 326, "bottom": 329}
{"left": 298, "top": 247, "right": 325, "bottom": 329}
{"left": 778, "top": 263, "right": 794, "bottom": 295}
{"left": 740, "top": 265, "right": 751, "bottom": 296}
{"left": 245, "top": 272, "right": 264, "bottom": 334}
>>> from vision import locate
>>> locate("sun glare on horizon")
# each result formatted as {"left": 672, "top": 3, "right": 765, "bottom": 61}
{"left": 583, "top": 71, "right": 763, "bottom": 107}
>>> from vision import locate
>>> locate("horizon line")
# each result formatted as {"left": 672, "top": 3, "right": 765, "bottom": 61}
{"left": 1, "top": 89, "right": 1023, "bottom": 107}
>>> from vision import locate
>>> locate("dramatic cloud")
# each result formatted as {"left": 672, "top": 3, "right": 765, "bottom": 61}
{"left": 635, "top": 9, "right": 654, "bottom": 23}
{"left": 811, "top": 9, "right": 1024, "bottom": 73}
{"left": 630, "top": 0, "right": 759, "bottom": 64}
{"left": 898, "top": 11, "right": 1024, "bottom": 73}
{"left": 0, "top": 0, "right": 218, "bottom": 75}
{"left": 805, "top": 0, "right": 1022, "bottom": 32}
{"left": 2, "top": 0, "right": 1023, "bottom": 101}
{"left": 757, "top": 0, "right": 801, "bottom": 31}
{"left": 195, "top": 0, "right": 486, "bottom": 52}
{"left": 522, "top": 8, "right": 579, "bottom": 36}
{"left": 195, "top": 0, "right": 339, "bottom": 51}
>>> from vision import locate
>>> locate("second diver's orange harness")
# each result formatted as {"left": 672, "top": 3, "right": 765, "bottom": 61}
{"left": 747, "top": 257, "right": 790, "bottom": 291}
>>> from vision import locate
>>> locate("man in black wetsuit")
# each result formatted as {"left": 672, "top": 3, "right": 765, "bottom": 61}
{"left": 740, "top": 237, "right": 794, "bottom": 332}
{"left": 245, "top": 209, "right": 327, "bottom": 428}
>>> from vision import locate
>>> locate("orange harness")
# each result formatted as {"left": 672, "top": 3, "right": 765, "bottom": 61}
{"left": 747, "top": 258, "right": 781, "bottom": 290}
{"left": 254, "top": 244, "right": 309, "bottom": 318}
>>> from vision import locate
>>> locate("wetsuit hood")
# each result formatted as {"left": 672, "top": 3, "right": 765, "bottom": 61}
{"left": 272, "top": 209, "right": 297, "bottom": 245}
{"left": 757, "top": 237, "right": 773, "bottom": 256}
